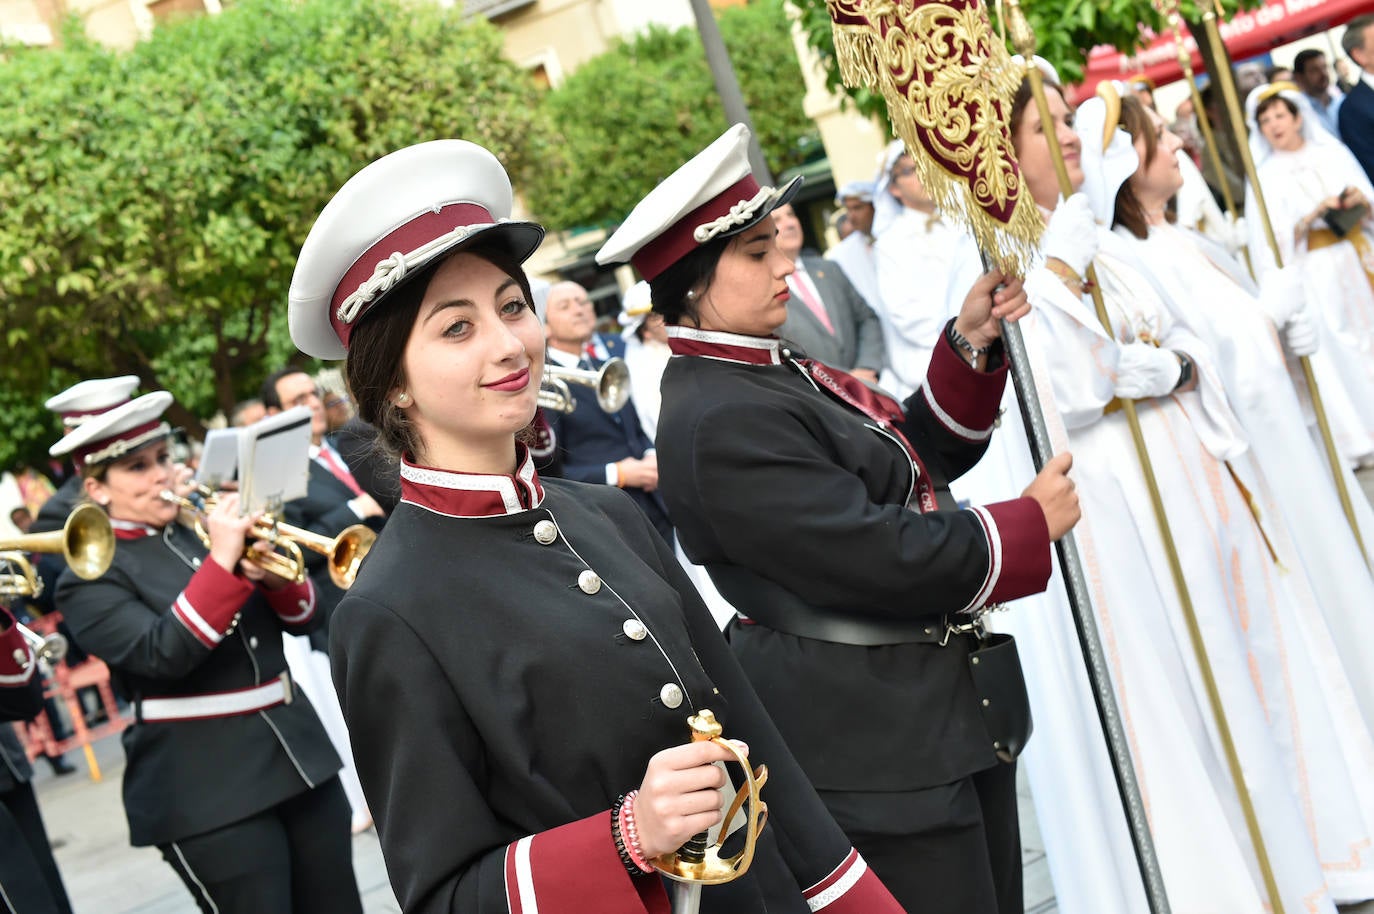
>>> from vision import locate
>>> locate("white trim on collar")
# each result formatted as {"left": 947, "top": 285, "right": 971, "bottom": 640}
{"left": 665, "top": 326, "right": 782, "bottom": 365}
{"left": 398, "top": 446, "right": 544, "bottom": 518}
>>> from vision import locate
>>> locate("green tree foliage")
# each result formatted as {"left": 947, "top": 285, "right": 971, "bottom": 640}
{"left": 525, "top": 0, "right": 815, "bottom": 231}
{"left": 789, "top": 0, "right": 1260, "bottom": 109}
{"left": 0, "top": 0, "right": 546, "bottom": 465}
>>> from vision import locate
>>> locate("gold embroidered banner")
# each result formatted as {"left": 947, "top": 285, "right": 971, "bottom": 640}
{"left": 827, "top": 0, "right": 1041, "bottom": 273}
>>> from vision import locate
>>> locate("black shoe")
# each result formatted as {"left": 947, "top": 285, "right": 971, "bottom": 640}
{"left": 45, "top": 756, "right": 76, "bottom": 776}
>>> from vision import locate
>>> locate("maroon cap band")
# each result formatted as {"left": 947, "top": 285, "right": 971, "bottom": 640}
{"left": 328, "top": 202, "right": 495, "bottom": 348}
{"left": 59, "top": 400, "right": 131, "bottom": 425}
{"left": 631, "top": 176, "right": 761, "bottom": 281}
{"left": 73, "top": 419, "right": 166, "bottom": 468}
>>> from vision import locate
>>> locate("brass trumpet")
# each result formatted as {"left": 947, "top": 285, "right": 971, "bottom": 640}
{"left": 538, "top": 358, "right": 631, "bottom": 414}
{"left": 0, "top": 504, "right": 116, "bottom": 596}
{"left": 652, "top": 709, "right": 769, "bottom": 900}
{"left": 17, "top": 621, "right": 67, "bottom": 665}
{"left": 161, "top": 489, "right": 375, "bottom": 589}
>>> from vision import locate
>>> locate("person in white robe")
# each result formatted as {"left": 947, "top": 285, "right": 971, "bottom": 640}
{"left": 871, "top": 142, "right": 965, "bottom": 398}
{"left": 1247, "top": 82, "right": 1374, "bottom": 466}
{"left": 947, "top": 65, "right": 1352, "bottom": 913}
{"left": 1100, "top": 92, "right": 1374, "bottom": 902}
{"left": 825, "top": 179, "right": 883, "bottom": 313}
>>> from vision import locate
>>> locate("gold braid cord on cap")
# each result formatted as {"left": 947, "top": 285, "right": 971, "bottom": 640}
{"left": 827, "top": 0, "right": 1042, "bottom": 274}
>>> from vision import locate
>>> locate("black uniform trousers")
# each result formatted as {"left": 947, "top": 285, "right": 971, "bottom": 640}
{"left": 819, "top": 761, "right": 1020, "bottom": 914}
{"left": 159, "top": 778, "right": 359, "bottom": 914}
{"left": 0, "top": 782, "right": 71, "bottom": 914}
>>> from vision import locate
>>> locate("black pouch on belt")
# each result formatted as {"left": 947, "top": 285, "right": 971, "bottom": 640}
{"left": 967, "top": 632, "right": 1033, "bottom": 763}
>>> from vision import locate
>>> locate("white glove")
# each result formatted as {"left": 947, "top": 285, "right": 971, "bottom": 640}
{"left": 1283, "top": 305, "right": 1319, "bottom": 357}
{"left": 1113, "top": 344, "right": 1183, "bottom": 400}
{"left": 1221, "top": 214, "right": 1248, "bottom": 257}
{"left": 1041, "top": 193, "right": 1099, "bottom": 275}
{"left": 1258, "top": 265, "right": 1304, "bottom": 326}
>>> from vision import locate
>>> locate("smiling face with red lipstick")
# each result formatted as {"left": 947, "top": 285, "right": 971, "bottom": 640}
{"left": 390, "top": 250, "right": 545, "bottom": 473}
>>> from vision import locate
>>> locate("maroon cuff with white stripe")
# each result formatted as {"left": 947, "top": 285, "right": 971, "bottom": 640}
{"left": 0, "top": 612, "right": 36, "bottom": 687}
{"left": 803, "top": 850, "right": 904, "bottom": 912}
{"left": 262, "top": 578, "right": 316, "bottom": 625}
{"left": 503, "top": 812, "right": 668, "bottom": 914}
{"left": 919, "top": 327, "right": 1008, "bottom": 443}
{"left": 968, "top": 497, "right": 1051, "bottom": 608}
{"left": 173, "top": 560, "right": 252, "bottom": 649}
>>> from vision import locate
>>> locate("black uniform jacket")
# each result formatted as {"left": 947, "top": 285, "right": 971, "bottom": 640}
{"left": 655, "top": 327, "right": 1051, "bottom": 795}
{"left": 56, "top": 520, "right": 341, "bottom": 846}
{"left": 331, "top": 448, "right": 903, "bottom": 914}
{"left": 0, "top": 613, "right": 43, "bottom": 791}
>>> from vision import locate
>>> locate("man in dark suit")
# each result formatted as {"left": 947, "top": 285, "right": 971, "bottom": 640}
{"left": 1340, "top": 15, "right": 1374, "bottom": 184}
{"left": 262, "top": 369, "right": 386, "bottom": 634}
{"left": 773, "top": 203, "right": 886, "bottom": 384}
{"left": 540, "top": 281, "right": 673, "bottom": 544}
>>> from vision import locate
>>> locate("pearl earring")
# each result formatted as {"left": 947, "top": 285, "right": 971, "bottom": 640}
{"left": 395, "top": 392, "right": 410, "bottom": 407}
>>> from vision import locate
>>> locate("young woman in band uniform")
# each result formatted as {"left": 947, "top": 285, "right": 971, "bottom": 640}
{"left": 288, "top": 140, "right": 905, "bottom": 914}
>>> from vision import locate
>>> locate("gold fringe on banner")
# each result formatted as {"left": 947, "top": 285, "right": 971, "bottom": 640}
{"left": 826, "top": 0, "right": 1043, "bottom": 275}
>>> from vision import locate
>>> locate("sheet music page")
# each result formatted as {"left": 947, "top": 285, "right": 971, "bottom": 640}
{"left": 238, "top": 406, "right": 312, "bottom": 515}
{"left": 195, "top": 428, "right": 240, "bottom": 488}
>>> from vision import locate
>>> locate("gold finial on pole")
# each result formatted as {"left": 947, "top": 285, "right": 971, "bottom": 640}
{"left": 1152, "top": 0, "right": 1252, "bottom": 276}
{"left": 1195, "top": 0, "right": 1368, "bottom": 563}
{"left": 1001, "top": 0, "right": 1287, "bottom": 911}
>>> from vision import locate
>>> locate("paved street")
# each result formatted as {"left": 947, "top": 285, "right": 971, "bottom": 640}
{"left": 33, "top": 734, "right": 399, "bottom": 913}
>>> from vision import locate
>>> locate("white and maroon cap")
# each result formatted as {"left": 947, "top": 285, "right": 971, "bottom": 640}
{"left": 49, "top": 392, "right": 174, "bottom": 470}
{"left": 289, "top": 140, "right": 546, "bottom": 360}
{"left": 44, "top": 376, "right": 141, "bottom": 428}
{"left": 595, "top": 124, "right": 801, "bottom": 281}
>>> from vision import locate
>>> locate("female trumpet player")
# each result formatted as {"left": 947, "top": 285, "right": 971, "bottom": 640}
{"left": 288, "top": 139, "right": 905, "bottom": 913}
{"left": 51, "top": 392, "right": 363, "bottom": 914}
{"left": 595, "top": 124, "right": 1076, "bottom": 914}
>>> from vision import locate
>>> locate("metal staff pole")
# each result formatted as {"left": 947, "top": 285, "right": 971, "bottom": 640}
{"left": 1003, "top": 3, "right": 1286, "bottom": 912}
{"left": 1154, "top": 1, "right": 1252, "bottom": 275}
{"left": 1198, "top": 0, "right": 1368, "bottom": 563}
{"left": 993, "top": 306, "right": 1173, "bottom": 914}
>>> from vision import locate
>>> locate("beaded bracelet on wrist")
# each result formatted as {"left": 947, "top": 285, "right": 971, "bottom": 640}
{"left": 619, "top": 790, "right": 654, "bottom": 874}
{"left": 946, "top": 323, "right": 991, "bottom": 367}
{"left": 610, "top": 792, "right": 653, "bottom": 876}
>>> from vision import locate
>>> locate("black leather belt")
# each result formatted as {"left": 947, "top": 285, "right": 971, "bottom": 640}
{"left": 708, "top": 564, "right": 958, "bottom": 647}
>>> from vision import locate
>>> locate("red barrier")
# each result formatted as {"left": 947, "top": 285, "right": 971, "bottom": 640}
{"left": 14, "top": 614, "right": 129, "bottom": 782}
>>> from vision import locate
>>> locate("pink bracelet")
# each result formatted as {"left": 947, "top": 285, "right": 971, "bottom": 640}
{"left": 618, "top": 789, "right": 655, "bottom": 873}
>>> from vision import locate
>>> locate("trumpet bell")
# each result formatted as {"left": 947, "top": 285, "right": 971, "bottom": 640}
{"left": 0, "top": 503, "right": 115, "bottom": 583}
{"left": 325, "top": 525, "right": 377, "bottom": 590}
{"left": 538, "top": 357, "right": 632, "bottom": 414}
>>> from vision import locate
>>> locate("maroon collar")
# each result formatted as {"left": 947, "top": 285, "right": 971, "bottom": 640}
{"left": 666, "top": 327, "right": 782, "bottom": 366}
{"left": 398, "top": 445, "right": 544, "bottom": 518}
{"left": 110, "top": 518, "right": 160, "bottom": 540}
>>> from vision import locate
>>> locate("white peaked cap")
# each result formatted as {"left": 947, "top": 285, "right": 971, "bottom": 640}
{"left": 45, "top": 376, "right": 141, "bottom": 427}
{"left": 289, "top": 140, "right": 546, "bottom": 360}
{"left": 50, "top": 392, "right": 174, "bottom": 469}
{"left": 596, "top": 124, "right": 801, "bottom": 280}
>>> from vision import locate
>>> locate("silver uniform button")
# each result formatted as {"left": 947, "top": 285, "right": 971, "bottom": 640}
{"left": 249, "top": 636, "right": 259, "bottom": 649}
{"left": 533, "top": 520, "right": 558, "bottom": 545}
{"left": 12, "top": 649, "right": 26, "bottom": 666}
{"left": 578, "top": 570, "right": 602, "bottom": 595}
{"left": 659, "top": 683, "right": 684, "bottom": 709}
{"left": 622, "top": 619, "right": 647, "bottom": 641}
